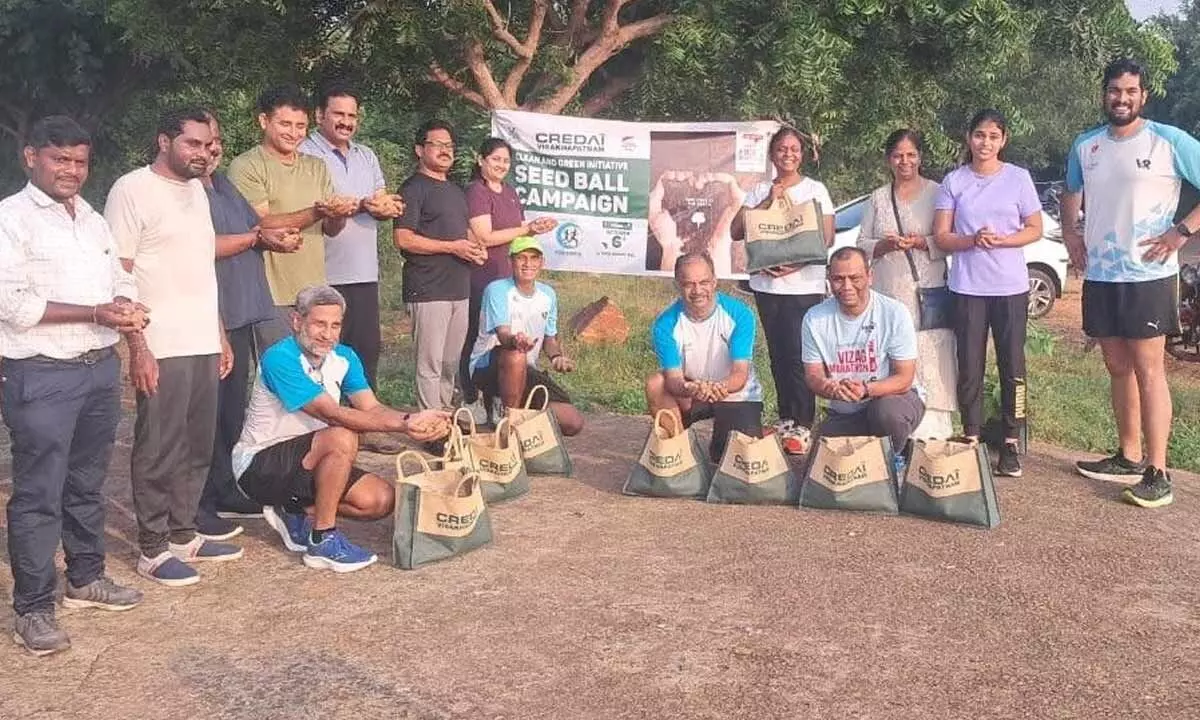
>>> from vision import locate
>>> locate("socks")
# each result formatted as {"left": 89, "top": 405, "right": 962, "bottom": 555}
{"left": 310, "top": 526, "right": 335, "bottom": 544}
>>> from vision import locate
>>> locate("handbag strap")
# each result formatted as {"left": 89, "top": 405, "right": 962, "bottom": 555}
{"left": 889, "top": 184, "right": 921, "bottom": 285}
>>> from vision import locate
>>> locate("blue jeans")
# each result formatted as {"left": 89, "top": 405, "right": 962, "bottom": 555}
{"left": 2, "top": 351, "right": 121, "bottom": 615}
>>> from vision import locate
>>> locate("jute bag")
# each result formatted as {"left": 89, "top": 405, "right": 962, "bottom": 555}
{"left": 623, "top": 410, "right": 713, "bottom": 498}
{"left": 743, "top": 195, "right": 828, "bottom": 273}
{"left": 507, "top": 385, "right": 573, "bottom": 477}
{"left": 451, "top": 408, "right": 530, "bottom": 504}
{"left": 900, "top": 439, "right": 1001, "bottom": 528}
{"left": 393, "top": 452, "right": 493, "bottom": 570}
{"left": 706, "top": 430, "right": 799, "bottom": 505}
{"left": 799, "top": 435, "right": 899, "bottom": 514}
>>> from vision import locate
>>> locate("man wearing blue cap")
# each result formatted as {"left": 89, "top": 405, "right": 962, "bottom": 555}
{"left": 466, "top": 236, "right": 584, "bottom": 436}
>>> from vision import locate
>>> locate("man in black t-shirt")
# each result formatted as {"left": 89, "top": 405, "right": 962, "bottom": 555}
{"left": 393, "top": 119, "right": 485, "bottom": 410}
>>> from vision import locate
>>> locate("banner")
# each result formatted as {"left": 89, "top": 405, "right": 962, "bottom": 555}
{"left": 491, "top": 110, "right": 780, "bottom": 279}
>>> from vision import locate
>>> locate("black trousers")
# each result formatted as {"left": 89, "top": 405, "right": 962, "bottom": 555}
{"left": 333, "top": 282, "right": 381, "bottom": 389}
{"left": 459, "top": 284, "right": 486, "bottom": 404}
{"left": 2, "top": 352, "right": 120, "bottom": 615}
{"left": 754, "top": 291, "right": 824, "bottom": 427}
{"left": 953, "top": 292, "right": 1028, "bottom": 440}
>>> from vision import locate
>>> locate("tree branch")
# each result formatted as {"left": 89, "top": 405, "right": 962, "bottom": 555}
{"left": 532, "top": 12, "right": 673, "bottom": 114}
{"left": 481, "top": 0, "right": 527, "bottom": 56}
{"left": 580, "top": 73, "right": 637, "bottom": 116}
{"left": 565, "top": 0, "right": 592, "bottom": 48}
{"left": 429, "top": 61, "right": 489, "bottom": 110}
{"left": 501, "top": 0, "right": 550, "bottom": 105}
{"left": 464, "top": 39, "right": 510, "bottom": 108}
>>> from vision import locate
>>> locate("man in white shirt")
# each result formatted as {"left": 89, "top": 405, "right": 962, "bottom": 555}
{"left": 0, "top": 116, "right": 148, "bottom": 656}
{"left": 106, "top": 108, "right": 239, "bottom": 588}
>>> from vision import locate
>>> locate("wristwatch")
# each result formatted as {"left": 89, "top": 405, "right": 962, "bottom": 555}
{"left": 1176, "top": 222, "right": 1194, "bottom": 238}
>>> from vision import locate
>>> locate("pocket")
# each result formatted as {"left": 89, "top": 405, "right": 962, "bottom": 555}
{"left": 17, "top": 363, "right": 86, "bottom": 405}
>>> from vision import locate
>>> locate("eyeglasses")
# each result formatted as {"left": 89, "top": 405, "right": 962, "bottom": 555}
{"left": 423, "top": 141, "right": 455, "bottom": 151}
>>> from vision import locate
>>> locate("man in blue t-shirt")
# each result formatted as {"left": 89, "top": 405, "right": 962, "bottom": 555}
{"left": 802, "top": 247, "right": 924, "bottom": 455}
{"left": 232, "top": 286, "right": 449, "bottom": 572}
{"left": 1062, "top": 58, "right": 1200, "bottom": 508}
{"left": 646, "top": 252, "right": 764, "bottom": 462}
{"left": 467, "top": 236, "right": 584, "bottom": 436}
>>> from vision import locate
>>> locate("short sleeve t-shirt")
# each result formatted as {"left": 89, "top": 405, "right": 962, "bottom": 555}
{"left": 298, "top": 133, "right": 388, "bottom": 285}
{"left": 231, "top": 336, "right": 370, "bottom": 477}
{"left": 801, "top": 291, "right": 920, "bottom": 415}
{"left": 205, "top": 173, "right": 275, "bottom": 331}
{"left": 651, "top": 292, "right": 763, "bottom": 403}
{"left": 1066, "top": 120, "right": 1200, "bottom": 283}
{"left": 465, "top": 179, "right": 526, "bottom": 293}
{"left": 468, "top": 278, "right": 557, "bottom": 374}
{"left": 227, "top": 146, "right": 335, "bottom": 305}
{"left": 394, "top": 173, "right": 471, "bottom": 303}
{"left": 105, "top": 166, "right": 221, "bottom": 359}
{"left": 935, "top": 163, "right": 1041, "bottom": 296}
{"left": 742, "top": 178, "right": 834, "bottom": 296}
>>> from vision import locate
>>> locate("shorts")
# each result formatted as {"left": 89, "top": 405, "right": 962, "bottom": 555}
{"left": 237, "top": 433, "right": 369, "bottom": 509}
{"left": 682, "top": 400, "right": 764, "bottom": 462}
{"left": 1083, "top": 276, "right": 1180, "bottom": 339}
{"left": 471, "top": 350, "right": 572, "bottom": 405}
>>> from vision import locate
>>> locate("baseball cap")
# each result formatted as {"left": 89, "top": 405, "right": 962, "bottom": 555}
{"left": 509, "top": 236, "right": 543, "bottom": 256}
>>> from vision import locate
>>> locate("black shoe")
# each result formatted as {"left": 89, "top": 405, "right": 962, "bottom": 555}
{"left": 196, "top": 509, "right": 243, "bottom": 541}
{"left": 1122, "top": 466, "right": 1173, "bottom": 508}
{"left": 996, "top": 442, "right": 1022, "bottom": 478}
{"left": 213, "top": 493, "right": 264, "bottom": 519}
{"left": 1076, "top": 451, "right": 1145, "bottom": 482}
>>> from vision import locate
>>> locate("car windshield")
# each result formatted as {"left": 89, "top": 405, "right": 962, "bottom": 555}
{"left": 835, "top": 199, "right": 866, "bottom": 232}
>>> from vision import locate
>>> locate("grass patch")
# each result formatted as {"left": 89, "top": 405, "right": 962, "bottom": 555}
{"left": 375, "top": 264, "right": 1200, "bottom": 473}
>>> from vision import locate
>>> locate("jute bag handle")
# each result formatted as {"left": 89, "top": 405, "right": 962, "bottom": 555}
{"left": 452, "top": 406, "right": 477, "bottom": 437}
{"left": 395, "top": 450, "right": 433, "bottom": 484}
{"left": 652, "top": 408, "right": 683, "bottom": 438}
{"left": 443, "top": 424, "right": 468, "bottom": 463}
{"left": 450, "top": 470, "right": 480, "bottom": 498}
{"left": 523, "top": 384, "right": 550, "bottom": 410}
{"left": 492, "top": 417, "right": 514, "bottom": 450}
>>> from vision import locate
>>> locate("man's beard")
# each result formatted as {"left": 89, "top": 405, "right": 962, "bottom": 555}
{"left": 1106, "top": 104, "right": 1141, "bottom": 127}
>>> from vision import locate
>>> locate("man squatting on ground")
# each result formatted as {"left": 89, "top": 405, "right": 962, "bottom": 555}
{"left": 1, "top": 116, "right": 150, "bottom": 656}
{"left": 802, "top": 247, "right": 925, "bottom": 470}
{"left": 646, "top": 252, "right": 764, "bottom": 463}
{"left": 233, "top": 286, "right": 450, "bottom": 573}
{"left": 466, "top": 236, "right": 585, "bottom": 436}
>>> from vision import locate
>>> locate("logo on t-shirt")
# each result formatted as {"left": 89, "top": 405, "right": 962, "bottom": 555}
{"left": 830, "top": 339, "right": 879, "bottom": 376}
{"left": 1136, "top": 158, "right": 1152, "bottom": 170}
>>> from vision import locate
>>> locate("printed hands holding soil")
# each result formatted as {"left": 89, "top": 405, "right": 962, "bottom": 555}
{"left": 649, "top": 171, "right": 746, "bottom": 276}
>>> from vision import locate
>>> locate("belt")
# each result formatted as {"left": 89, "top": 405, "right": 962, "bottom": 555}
{"left": 25, "top": 347, "right": 116, "bottom": 366}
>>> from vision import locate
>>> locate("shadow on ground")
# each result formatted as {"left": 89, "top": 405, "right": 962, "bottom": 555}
{"left": 0, "top": 413, "right": 1198, "bottom": 720}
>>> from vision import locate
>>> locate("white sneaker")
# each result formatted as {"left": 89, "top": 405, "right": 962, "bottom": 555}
{"left": 466, "top": 398, "right": 490, "bottom": 427}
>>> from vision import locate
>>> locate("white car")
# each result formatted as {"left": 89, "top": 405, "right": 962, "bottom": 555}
{"left": 832, "top": 195, "right": 1070, "bottom": 319}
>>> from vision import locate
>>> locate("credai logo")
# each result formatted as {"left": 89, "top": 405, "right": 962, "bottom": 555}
{"left": 556, "top": 222, "right": 582, "bottom": 250}
{"left": 648, "top": 450, "right": 683, "bottom": 470}
{"left": 535, "top": 132, "right": 605, "bottom": 153}
{"left": 918, "top": 466, "right": 961, "bottom": 491}
{"left": 520, "top": 431, "right": 545, "bottom": 452}
{"left": 756, "top": 217, "right": 806, "bottom": 235}
{"left": 733, "top": 454, "right": 770, "bottom": 475}
{"left": 823, "top": 462, "right": 867, "bottom": 487}
{"left": 478, "top": 458, "right": 515, "bottom": 476}
{"left": 435, "top": 510, "right": 478, "bottom": 531}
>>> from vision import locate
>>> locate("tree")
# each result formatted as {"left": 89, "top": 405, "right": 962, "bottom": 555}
{"left": 1149, "top": 0, "right": 1200, "bottom": 136}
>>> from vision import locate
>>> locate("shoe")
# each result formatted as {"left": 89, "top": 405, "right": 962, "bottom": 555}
{"left": 214, "top": 493, "right": 265, "bottom": 519}
{"left": 996, "top": 442, "right": 1022, "bottom": 478}
{"left": 776, "top": 423, "right": 811, "bottom": 456}
{"left": 1122, "top": 467, "right": 1173, "bottom": 508}
{"left": 12, "top": 611, "right": 70, "bottom": 657}
{"left": 62, "top": 576, "right": 143, "bottom": 612}
{"left": 892, "top": 452, "right": 908, "bottom": 480}
{"left": 170, "top": 535, "right": 244, "bottom": 563}
{"left": 263, "top": 505, "right": 310, "bottom": 553}
{"left": 465, "top": 399, "right": 490, "bottom": 428}
{"left": 196, "top": 509, "right": 243, "bottom": 541}
{"left": 1076, "top": 451, "right": 1145, "bottom": 482}
{"left": 137, "top": 552, "right": 200, "bottom": 587}
{"left": 360, "top": 431, "right": 405, "bottom": 455}
{"left": 302, "top": 530, "right": 378, "bottom": 573}
{"left": 490, "top": 397, "right": 505, "bottom": 425}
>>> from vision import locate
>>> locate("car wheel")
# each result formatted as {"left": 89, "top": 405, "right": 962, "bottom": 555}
{"left": 1028, "top": 268, "right": 1056, "bottom": 319}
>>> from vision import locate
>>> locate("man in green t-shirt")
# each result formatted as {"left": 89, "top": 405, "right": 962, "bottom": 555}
{"left": 228, "top": 86, "right": 357, "bottom": 344}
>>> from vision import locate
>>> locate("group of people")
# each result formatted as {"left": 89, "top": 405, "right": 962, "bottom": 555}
{"left": 2, "top": 57, "right": 1197, "bottom": 658}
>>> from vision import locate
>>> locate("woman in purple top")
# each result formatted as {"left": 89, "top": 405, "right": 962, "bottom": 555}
{"left": 460, "top": 137, "right": 557, "bottom": 412}
{"left": 933, "top": 109, "right": 1043, "bottom": 478}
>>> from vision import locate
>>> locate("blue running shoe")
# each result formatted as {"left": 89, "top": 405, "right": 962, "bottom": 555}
{"left": 263, "top": 506, "right": 310, "bottom": 553}
{"left": 303, "top": 530, "right": 378, "bottom": 573}
{"left": 137, "top": 552, "right": 200, "bottom": 588}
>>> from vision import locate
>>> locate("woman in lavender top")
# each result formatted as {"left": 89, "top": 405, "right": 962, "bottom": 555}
{"left": 460, "top": 137, "right": 557, "bottom": 418}
{"left": 933, "top": 109, "right": 1043, "bottom": 478}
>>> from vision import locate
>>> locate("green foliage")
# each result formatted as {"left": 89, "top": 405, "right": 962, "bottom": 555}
{"left": 1148, "top": 1, "right": 1200, "bottom": 136}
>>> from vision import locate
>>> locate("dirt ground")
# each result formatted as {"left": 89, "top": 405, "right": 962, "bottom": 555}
{"left": 1, "top": 411, "right": 1198, "bottom": 720}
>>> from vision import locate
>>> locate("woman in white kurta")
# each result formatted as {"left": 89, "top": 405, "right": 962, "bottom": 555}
{"left": 857, "top": 129, "right": 957, "bottom": 439}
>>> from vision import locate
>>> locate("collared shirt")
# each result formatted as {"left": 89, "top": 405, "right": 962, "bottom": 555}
{"left": 0, "top": 182, "right": 137, "bottom": 359}
{"left": 298, "top": 132, "right": 386, "bottom": 285}
{"left": 206, "top": 173, "right": 275, "bottom": 330}
{"left": 232, "top": 335, "right": 370, "bottom": 477}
